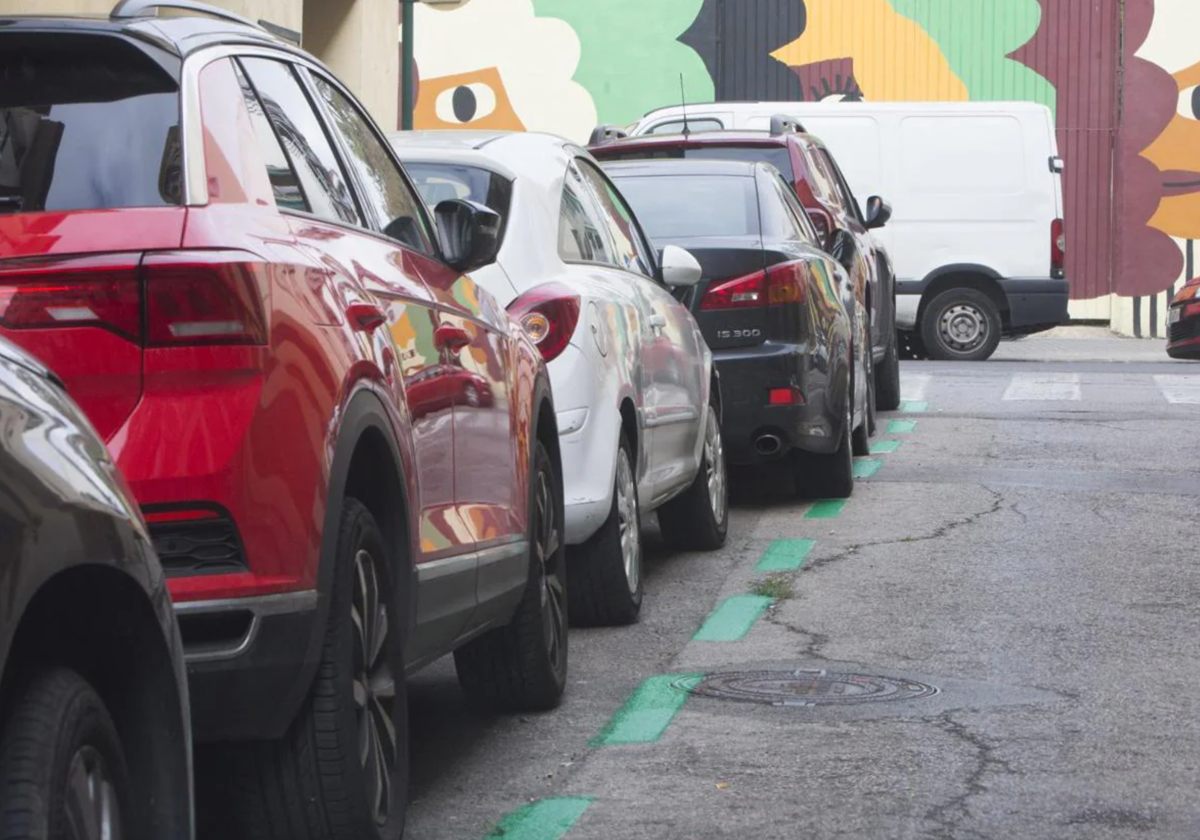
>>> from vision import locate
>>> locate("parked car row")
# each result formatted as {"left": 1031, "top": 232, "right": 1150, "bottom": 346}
{"left": 0, "top": 4, "right": 898, "bottom": 839}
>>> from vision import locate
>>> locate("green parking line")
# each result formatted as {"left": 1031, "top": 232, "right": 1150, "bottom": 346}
{"left": 693, "top": 594, "right": 772, "bottom": 641}
{"left": 591, "top": 674, "right": 700, "bottom": 746}
{"left": 871, "top": 439, "right": 902, "bottom": 453}
{"left": 485, "top": 797, "right": 592, "bottom": 840}
{"left": 805, "top": 499, "right": 847, "bottom": 518}
{"left": 755, "top": 538, "right": 815, "bottom": 572}
{"left": 887, "top": 419, "right": 917, "bottom": 434}
{"left": 853, "top": 459, "right": 882, "bottom": 478}
{"left": 902, "top": 400, "right": 928, "bottom": 413}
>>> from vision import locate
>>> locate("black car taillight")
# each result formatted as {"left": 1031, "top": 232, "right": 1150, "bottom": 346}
{"left": 700, "top": 261, "right": 807, "bottom": 311}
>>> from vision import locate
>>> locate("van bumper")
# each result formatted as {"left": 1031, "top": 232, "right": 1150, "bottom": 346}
{"left": 1000, "top": 278, "right": 1070, "bottom": 332}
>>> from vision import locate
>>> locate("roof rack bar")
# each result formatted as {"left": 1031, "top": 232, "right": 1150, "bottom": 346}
{"left": 110, "top": 0, "right": 262, "bottom": 31}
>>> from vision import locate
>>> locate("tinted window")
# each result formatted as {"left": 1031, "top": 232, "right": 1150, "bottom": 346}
{"left": 0, "top": 34, "right": 180, "bottom": 213}
{"left": 405, "top": 162, "right": 513, "bottom": 223}
{"left": 648, "top": 118, "right": 724, "bottom": 135}
{"left": 238, "top": 58, "right": 359, "bottom": 226}
{"left": 609, "top": 174, "right": 759, "bottom": 240}
{"left": 819, "top": 149, "right": 865, "bottom": 222}
{"left": 575, "top": 159, "right": 653, "bottom": 277}
{"left": 559, "top": 180, "right": 611, "bottom": 263}
{"left": 310, "top": 75, "right": 431, "bottom": 251}
{"left": 804, "top": 145, "right": 846, "bottom": 211}
{"left": 232, "top": 61, "right": 307, "bottom": 212}
{"left": 763, "top": 175, "right": 819, "bottom": 246}
{"left": 599, "top": 144, "right": 794, "bottom": 182}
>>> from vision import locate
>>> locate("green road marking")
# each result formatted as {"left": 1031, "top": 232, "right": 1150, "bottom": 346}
{"left": 902, "top": 400, "right": 928, "bottom": 413}
{"left": 871, "top": 439, "right": 902, "bottom": 453}
{"left": 486, "top": 797, "right": 592, "bottom": 840}
{"left": 888, "top": 419, "right": 917, "bottom": 434}
{"left": 591, "top": 674, "right": 700, "bottom": 746}
{"left": 853, "top": 458, "right": 882, "bottom": 478}
{"left": 693, "top": 594, "right": 772, "bottom": 641}
{"left": 805, "top": 499, "right": 847, "bottom": 518}
{"left": 755, "top": 538, "right": 816, "bottom": 572}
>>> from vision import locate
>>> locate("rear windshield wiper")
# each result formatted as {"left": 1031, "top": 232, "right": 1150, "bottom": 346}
{"left": 0, "top": 196, "right": 23, "bottom": 214}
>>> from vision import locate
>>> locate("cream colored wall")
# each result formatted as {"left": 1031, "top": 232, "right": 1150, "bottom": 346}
{"left": 0, "top": 0, "right": 397, "bottom": 128}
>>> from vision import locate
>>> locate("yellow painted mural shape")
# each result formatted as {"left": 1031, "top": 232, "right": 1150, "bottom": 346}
{"left": 771, "top": 0, "right": 968, "bottom": 102}
{"left": 1142, "top": 60, "right": 1200, "bottom": 240}
{"left": 414, "top": 67, "right": 527, "bottom": 132}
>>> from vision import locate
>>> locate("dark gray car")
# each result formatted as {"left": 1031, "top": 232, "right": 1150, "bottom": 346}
{"left": 0, "top": 337, "right": 192, "bottom": 839}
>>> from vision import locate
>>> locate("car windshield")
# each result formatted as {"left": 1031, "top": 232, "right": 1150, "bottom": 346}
{"left": 0, "top": 34, "right": 181, "bottom": 214}
{"left": 600, "top": 144, "right": 795, "bottom": 182}
{"left": 609, "top": 174, "right": 760, "bottom": 240}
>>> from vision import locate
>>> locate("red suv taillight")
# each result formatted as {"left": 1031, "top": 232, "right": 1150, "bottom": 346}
{"left": 144, "top": 252, "right": 269, "bottom": 346}
{"left": 1051, "top": 218, "right": 1065, "bottom": 278}
{"left": 700, "top": 261, "right": 807, "bottom": 311}
{"left": 0, "top": 254, "right": 142, "bottom": 339}
{"left": 508, "top": 283, "right": 580, "bottom": 362}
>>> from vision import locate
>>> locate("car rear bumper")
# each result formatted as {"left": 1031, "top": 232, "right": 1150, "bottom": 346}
{"left": 713, "top": 342, "right": 838, "bottom": 465}
{"left": 999, "top": 278, "right": 1070, "bottom": 331}
{"left": 176, "top": 590, "right": 319, "bottom": 742}
{"left": 1168, "top": 313, "right": 1200, "bottom": 358}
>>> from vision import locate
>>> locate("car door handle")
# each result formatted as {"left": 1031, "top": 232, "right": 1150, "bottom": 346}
{"left": 346, "top": 302, "right": 386, "bottom": 333}
{"left": 434, "top": 323, "right": 472, "bottom": 353}
{"left": 648, "top": 313, "right": 667, "bottom": 332}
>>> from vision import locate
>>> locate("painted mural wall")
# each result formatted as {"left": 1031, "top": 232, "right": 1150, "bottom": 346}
{"left": 404, "top": 0, "right": 1200, "bottom": 337}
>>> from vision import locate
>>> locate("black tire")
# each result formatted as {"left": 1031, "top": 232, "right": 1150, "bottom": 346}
{"left": 875, "top": 333, "right": 902, "bottom": 411}
{"left": 200, "top": 499, "right": 408, "bottom": 840}
{"left": 0, "top": 668, "right": 133, "bottom": 840}
{"left": 920, "top": 287, "right": 1002, "bottom": 362}
{"left": 567, "top": 433, "right": 642, "bottom": 627}
{"left": 853, "top": 352, "right": 874, "bottom": 456}
{"left": 658, "top": 402, "right": 728, "bottom": 551}
{"left": 455, "top": 440, "right": 568, "bottom": 712}
{"left": 794, "top": 395, "right": 854, "bottom": 500}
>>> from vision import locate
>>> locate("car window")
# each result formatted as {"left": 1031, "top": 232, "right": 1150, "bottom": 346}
{"left": 597, "top": 144, "right": 795, "bottom": 183}
{"left": 404, "top": 162, "right": 514, "bottom": 244}
{"left": 237, "top": 57, "right": 359, "bottom": 227}
{"left": 775, "top": 175, "right": 822, "bottom": 245}
{"left": 648, "top": 118, "right": 724, "bottom": 135}
{"left": 806, "top": 145, "right": 847, "bottom": 214}
{"left": 820, "top": 149, "right": 865, "bottom": 223}
{"left": 558, "top": 178, "right": 611, "bottom": 264}
{"left": 0, "top": 33, "right": 180, "bottom": 213}
{"left": 575, "top": 159, "right": 654, "bottom": 278}
{"left": 758, "top": 175, "right": 812, "bottom": 245}
{"left": 309, "top": 74, "right": 432, "bottom": 252}
{"left": 609, "top": 174, "right": 760, "bottom": 240}
{"left": 231, "top": 60, "right": 308, "bottom": 212}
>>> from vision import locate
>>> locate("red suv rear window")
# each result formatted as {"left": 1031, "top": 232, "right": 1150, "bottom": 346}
{"left": 0, "top": 32, "right": 181, "bottom": 215}
{"left": 596, "top": 143, "right": 795, "bottom": 183}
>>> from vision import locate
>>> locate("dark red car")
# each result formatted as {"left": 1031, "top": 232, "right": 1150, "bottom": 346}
{"left": 590, "top": 119, "right": 901, "bottom": 410}
{"left": 0, "top": 5, "right": 567, "bottom": 838}
{"left": 1168, "top": 278, "right": 1200, "bottom": 359}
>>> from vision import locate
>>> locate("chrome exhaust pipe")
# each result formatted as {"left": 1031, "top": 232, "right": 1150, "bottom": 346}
{"left": 754, "top": 433, "right": 783, "bottom": 456}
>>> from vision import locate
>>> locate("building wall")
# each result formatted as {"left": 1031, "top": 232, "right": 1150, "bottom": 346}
{"left": 0, "top": 0, "right": 397, "bottom": 130}
{"left": 405, "top": 0, "right": 1200, "bottom": 337}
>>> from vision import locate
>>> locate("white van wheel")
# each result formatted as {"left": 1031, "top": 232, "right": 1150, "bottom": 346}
{"left": 921, "top": 288, "right": 1002, "bottom": 362}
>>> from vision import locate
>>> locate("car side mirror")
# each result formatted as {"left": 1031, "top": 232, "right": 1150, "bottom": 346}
{"left": 658, "top": 244, "right": 702, "bottom": 288}
{"left": 432, "top": 198, "right": 501, "bottom": 272}
{"left": 865, "top": 195, "right": 892, "bottom": 230}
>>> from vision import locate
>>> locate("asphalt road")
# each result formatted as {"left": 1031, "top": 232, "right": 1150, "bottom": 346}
{"left": 405, "top": 333, "right": 1200, "bottom": 840}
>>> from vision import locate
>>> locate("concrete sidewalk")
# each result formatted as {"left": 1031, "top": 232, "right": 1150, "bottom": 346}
{"left": 990, "top": 326, "right": 1175, "bottom": 363}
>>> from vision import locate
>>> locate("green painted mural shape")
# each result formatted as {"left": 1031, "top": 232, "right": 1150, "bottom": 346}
{"left": 887, "top": 0, "right": 1056, "bottom": 113}
{"left": 532, "top": 0, "right": 714, "bottom": 126}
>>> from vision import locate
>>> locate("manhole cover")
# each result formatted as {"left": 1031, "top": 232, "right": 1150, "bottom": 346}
{"left": 674, "top": 669, "right": 938, "bottom": 707}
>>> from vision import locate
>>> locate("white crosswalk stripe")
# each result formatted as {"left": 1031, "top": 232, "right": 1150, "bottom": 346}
{"left": 1002, "top": 373, "right": 1081, "bottom": 401}
{"left": 900, "top": 372, "right": 931, "bottom": 402}
{"left": 1154, "top": 374, "right": 1200, "bottom": 404}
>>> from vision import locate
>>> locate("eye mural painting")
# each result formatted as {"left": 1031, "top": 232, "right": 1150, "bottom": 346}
{"left": 403, "top": 0, "right": 1200, "bottom": 337}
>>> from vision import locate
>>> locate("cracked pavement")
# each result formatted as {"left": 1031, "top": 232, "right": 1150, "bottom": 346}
{"left": 403, "top": 338, "right": 1200, "bottom": 840}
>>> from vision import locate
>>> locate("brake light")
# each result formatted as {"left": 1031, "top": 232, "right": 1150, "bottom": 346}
{"left": 144, "top": 252, "right": 269, "bottom": 346}
{"left": 700, "top": 271, "right": 764, "bottom": 311}
{"left": 700, "top": 261, "right": 807, "bottom": 311}
{"left": 0, "top": 254, "right": 142, "bottom": 340}
{"left": 768, "top": 387, "right": 804, "bottom": 405}
{"left": 508, "top": 283, "right": 580, "bottom": 362}
{"left": 1051, "top": 218, "right": 1065, "bottom": 277}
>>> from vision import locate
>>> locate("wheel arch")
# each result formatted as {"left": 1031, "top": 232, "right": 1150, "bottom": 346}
{"left": 0, "top": 564, "right": 192, "bottom": 839}
{"left": 917, "top": 265, "right": 1010, "bottom": 329}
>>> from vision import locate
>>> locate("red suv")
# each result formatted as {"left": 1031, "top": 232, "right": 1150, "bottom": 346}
{"left": 0, "top": 4, "right": 567, "bottom": 837}
{"left": 590, "top": 119, "right": 902, "bottom": 410}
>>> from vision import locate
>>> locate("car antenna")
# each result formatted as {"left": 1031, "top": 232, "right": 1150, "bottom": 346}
{"left": 679, "top": 74, "right": 691, "bottom": 137}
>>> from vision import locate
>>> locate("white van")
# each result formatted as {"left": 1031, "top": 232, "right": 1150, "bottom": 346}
{"left": 628, "top": 102, "right": 1068, "bottom": 361}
